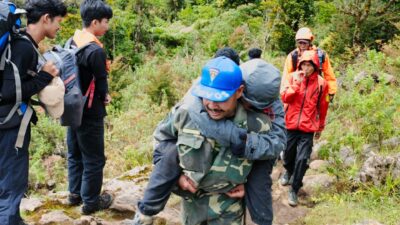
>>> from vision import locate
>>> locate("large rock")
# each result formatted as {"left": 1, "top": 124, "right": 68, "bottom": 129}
{"left": 104, "top": 165, "right": 181, "bottom": 225}
{"left": 20, "top": 198, "right": 43, "bottom": 212}
{"left": 358, "top": 152, "right": 400, "bottom": 185}
{"left": 302, "top": 174, "right": 336, "bottom": 195}
{"left": 73, "top": 216, "right": 95, "bottom": 225}
{"left": 363, "top": 137, "right": 400, "bottom": 156}
{"left": 39, "top": 210, "right": 73, "bottom": 225}
{"left": 309, "top": 160, "right": 329, "bottom": 171}
{"left": 339, "top": 146, "right": 356, "bottom": 167}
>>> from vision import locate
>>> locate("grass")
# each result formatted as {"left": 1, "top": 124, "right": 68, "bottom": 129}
{"left": 304, "top": 193, "right": 400, "bottom": 225}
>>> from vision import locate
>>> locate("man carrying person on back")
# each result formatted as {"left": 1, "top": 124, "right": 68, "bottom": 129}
{"left": 134, "top": 48, "right": 286, "bottom": 225}
{"left": 66, "top": 0, "right": 113, "bottom": 215}
{"left": 0, "top": 0, "right": 66, "bottom": 224}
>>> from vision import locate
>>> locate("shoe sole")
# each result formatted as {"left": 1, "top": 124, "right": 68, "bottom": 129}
{"left": 288, "top": 200, "right": 298, "bottom": 207}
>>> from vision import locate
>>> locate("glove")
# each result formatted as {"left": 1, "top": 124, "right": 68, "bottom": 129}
{"left": 188, "top": 110, "right": 247, "bottom": 156}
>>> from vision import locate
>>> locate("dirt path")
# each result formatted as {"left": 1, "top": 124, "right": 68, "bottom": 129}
{"left": 24, "top": 163, "right": 318, "bottom": 225}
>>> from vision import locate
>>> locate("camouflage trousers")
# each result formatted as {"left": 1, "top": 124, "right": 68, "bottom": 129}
{"left": 181, "top": 193, "right": 244, "bottom": 225}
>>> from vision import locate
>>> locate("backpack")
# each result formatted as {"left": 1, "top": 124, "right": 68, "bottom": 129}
{"left": 0, "top": 1, "right": 31, "bottom": 149}
{"left": 291, "top": 48, "right": 325, "bottom": 77}
{"left": 42, "top": 38, "right": 94, "bottom": 128}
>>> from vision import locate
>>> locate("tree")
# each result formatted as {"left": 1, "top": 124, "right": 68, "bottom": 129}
{"left": 337, "top": 0, "right": 400, "bottom": 47}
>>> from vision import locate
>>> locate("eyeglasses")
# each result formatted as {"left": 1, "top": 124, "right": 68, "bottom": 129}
{"left": 297, "top": 41, "right": 310, "bottom": 45}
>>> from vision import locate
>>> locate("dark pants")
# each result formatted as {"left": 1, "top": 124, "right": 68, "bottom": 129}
{"left": 138, "top": 140, "right": 275, "bottom": 225}
{"left": 245, "top": 159, "right": 275, "bottom": 225}
{"left": 137, "top": 141, "right": 181, "bottom": 215}
{"left": 283, "top": 130, "right": 314, "bottom": 193}
{"left": 67, "top": 117, "right": 105, "bottom": 206}
{"left": 0, "top": 126, "right": 30, "bottom": 225}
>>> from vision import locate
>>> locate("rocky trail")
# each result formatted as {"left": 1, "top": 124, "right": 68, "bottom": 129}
{"left": 22, "top": 138, "right": 400, "bottom": 225}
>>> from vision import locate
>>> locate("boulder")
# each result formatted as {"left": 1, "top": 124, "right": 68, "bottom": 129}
{"left": 358, "top": 152, "right": 400, "bottom": 185}
{"left": 302, "top": 174, "right": 336, "bottom": 195}
{"left": 339, "top": 146, "right": 356, "bottom": 167}
{"left": 20, "top": 198, "right": 43, "bottom": 212}
{"left": 309, "top": 160, "right": 329, "bottom": 171}
{"left": 39, "top": 210, "right": 73, "bottom": 225}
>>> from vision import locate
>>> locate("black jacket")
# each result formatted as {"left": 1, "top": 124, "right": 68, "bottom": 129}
{"left": 0, "top": 32, "right": 53, "bottom": 124}
{"left": 74, "top": 42, "right": 109, "bottom": 118}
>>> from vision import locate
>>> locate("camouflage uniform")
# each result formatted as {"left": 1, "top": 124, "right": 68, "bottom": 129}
{"left": 154, "top": 98, "right": 271, "bottom": 225}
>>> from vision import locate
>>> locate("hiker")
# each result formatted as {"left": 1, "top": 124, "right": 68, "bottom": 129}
{"left": 280, "top": 50, "right": 330, "bottom": 206}
{"left": 66, "top": 0, "right": 113, "bottom": 215}
{"left": 281, "top": 27, "right": 337, "bottom": 102}
{"left": 134, "top": 50, "right": 286, "bottom": 225}
{"left": 0, "top": 0, "right": 66, "bottom": 224}
{"left": 248, "top": 47, "right": 262, "bottom": 60}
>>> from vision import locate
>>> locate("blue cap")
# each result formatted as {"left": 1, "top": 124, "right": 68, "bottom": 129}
{"left": 191, "top": 57, "right": 242, "bottom": 102}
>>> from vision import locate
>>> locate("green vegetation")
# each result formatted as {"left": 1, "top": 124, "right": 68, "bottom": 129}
{"left": 25, "top": 0, "right": 400, "bottom": 222}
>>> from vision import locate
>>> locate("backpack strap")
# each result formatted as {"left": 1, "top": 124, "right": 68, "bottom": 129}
{"left": 291, "top": 50, "right": 298, "bottom": 71}
{"left": 0, "top": 36, "right": 22, "bottom": 126}
{"left": 0, "top": 35, "right": 34, "bottom": 149}
{"left": 316, "top": 76, "right": 325, "bottom": 120}
{"left": 316, "top": 48, "right": 325, "bottom": 77}
{"left": 85, "top": 78, "right": 95, "bottom": 109}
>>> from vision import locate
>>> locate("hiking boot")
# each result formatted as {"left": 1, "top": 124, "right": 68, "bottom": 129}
{"left": 280, "top": 171, "right": 291, "bottom": 186}
{"left": 132, "top": 211, "right": 153, "bottom": 225}
{"left": 288, "top": 188, "right": 298, "bottom": 207}
{"left": 67, "top": 193, "right": 82, "bottom": 206}
{"left": 81, "top": 193, "right": 113, "bottom": 215}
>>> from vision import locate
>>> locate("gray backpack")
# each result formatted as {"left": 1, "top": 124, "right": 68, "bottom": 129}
{"left": 42, "top": 39, "right": 93, "bottom": 128}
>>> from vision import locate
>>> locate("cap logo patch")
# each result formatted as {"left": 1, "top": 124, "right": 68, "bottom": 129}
{"left": 209, "top": 68, "right": 219, "bottom": 82}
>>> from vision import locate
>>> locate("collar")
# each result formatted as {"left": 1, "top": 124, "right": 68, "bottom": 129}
{"left": 72, "top": 29, "right": 103, "bottom": 48}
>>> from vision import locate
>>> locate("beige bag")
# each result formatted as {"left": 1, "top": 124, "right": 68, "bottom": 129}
{"left": 38, "top": 77, "right": 65, "bottom": 119}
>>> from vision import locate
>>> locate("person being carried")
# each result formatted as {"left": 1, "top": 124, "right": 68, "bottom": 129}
{"left": 66, "top": 0, "right": 113, "bottom": 215}
{"left": 280, "top": 50, "right": 330, "bottom": 206}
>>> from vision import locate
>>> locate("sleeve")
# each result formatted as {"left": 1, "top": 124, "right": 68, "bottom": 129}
{"left": 0, "top": 41, "right": 53, "bottom": 102}
{"left": 87, "top": 48, "right": 109, "bottom": 101}
{"left": 153, "top": 110, "right": 179, "bottom": 143}
{"left": 322, "top": 53, "right": 337, "bottom": 95}
{"left": 281, "top": 72, "right": 300, "bottom": 103}
{"left": 280, "top": 53, "right": 294, "bottom": 94}
{"left": 318, "top": 81, "right": 330, "bottom": 131}
{"left": 244, "top": 99, "right": 287, "bottom": 160}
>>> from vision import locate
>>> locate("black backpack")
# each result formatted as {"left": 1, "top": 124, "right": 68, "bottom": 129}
{"left": 0, "top": 1, "right": 32, "bottom": 149}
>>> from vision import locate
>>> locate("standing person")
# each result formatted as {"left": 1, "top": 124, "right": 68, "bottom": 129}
{"left": 281, "top": 27, "right": 337, "bottom": 102}
{"left": 66, "top": 0, "right": 113, "bottom": 215}
{"left": 280, "top": 50, "right": 330, "bottom": 206}
{"left": 0, "top": 0, "right": 66, "bottom": 224}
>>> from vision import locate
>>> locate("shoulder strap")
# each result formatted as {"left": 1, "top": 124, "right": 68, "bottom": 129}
{"left": 316, "top": 76, "right": 325, "bottom": 119}
{"left": 316, "top": 48, "right": 325, "bottom": 77}
{"left": 291, "top": 50, "right": 298, "bottom": 71}
{"left": 0, "top": 35, "right": 33, "bottom": 149}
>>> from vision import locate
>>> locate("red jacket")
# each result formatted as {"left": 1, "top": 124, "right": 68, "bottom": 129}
{"left": 281, "top": 52, "right": 330, "bottom": 132}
